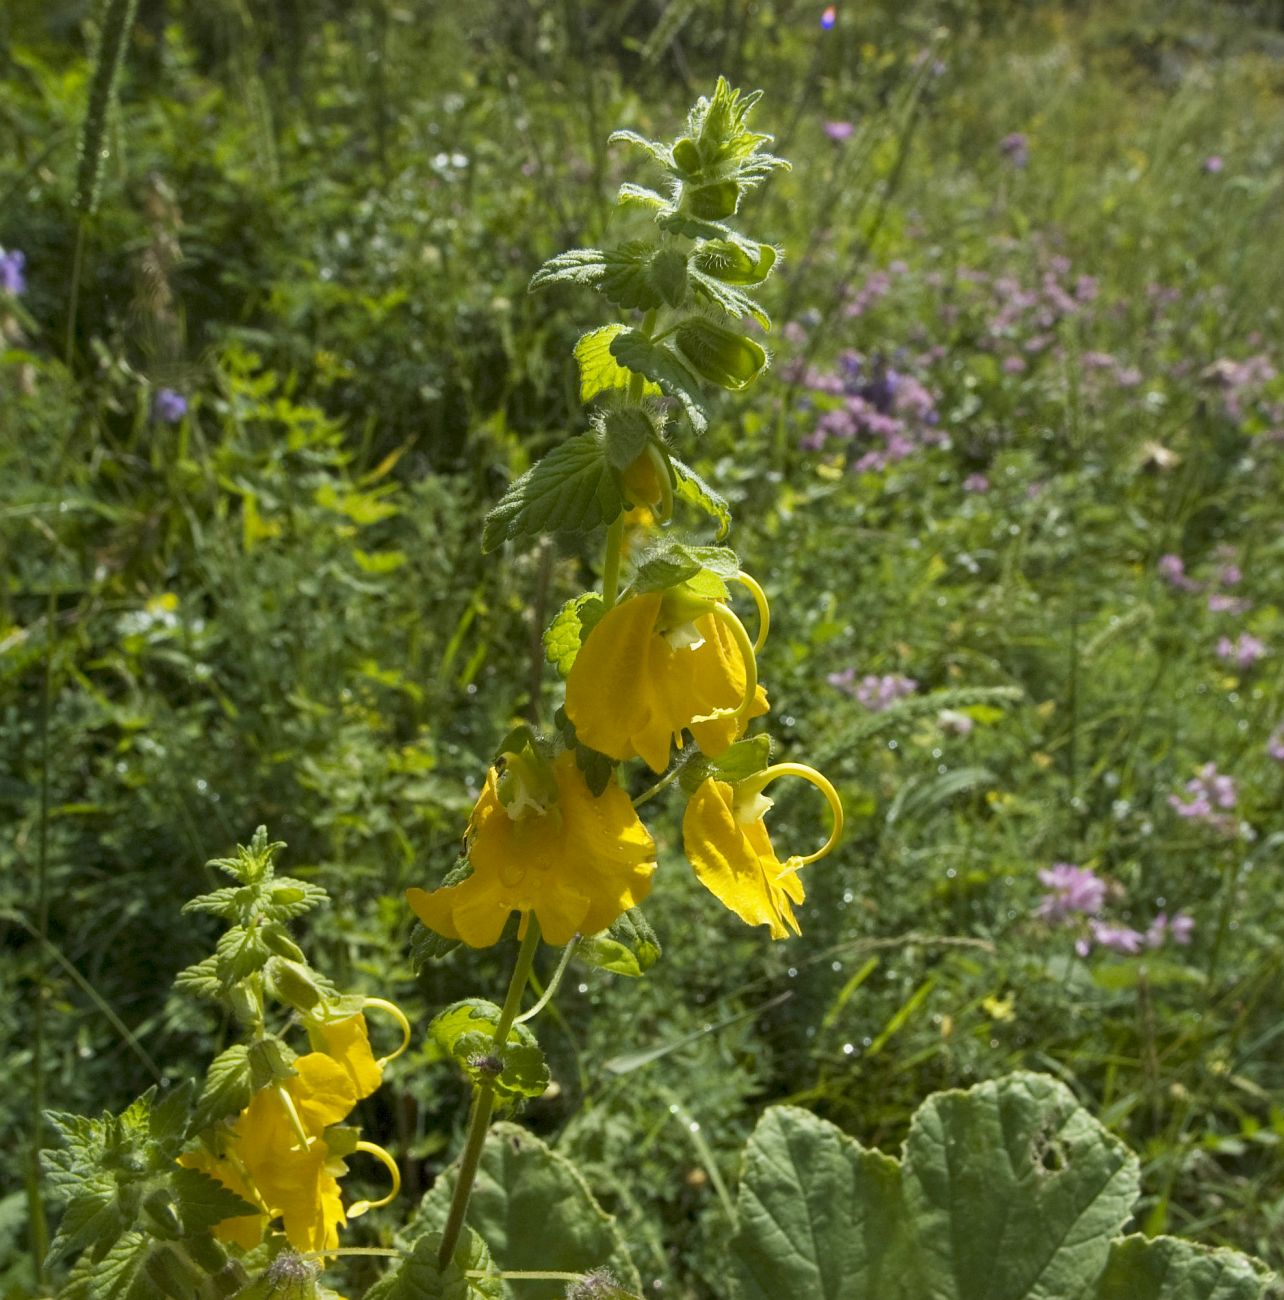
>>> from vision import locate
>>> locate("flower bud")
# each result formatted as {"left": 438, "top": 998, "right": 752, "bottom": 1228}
{"left": 675, "top": 319, "right": 767, "bottom": 390}
{"left": 270, "top": 958, "right": 326, "bottom": 1013}
{"left": 672, "top": 136, "right": 702, "bottom": 174}
{"left": 619, "top": 447, "right": 664, "bottom": 509}
{"left": 686, "top": 180, "right": 739, "bottom": 219}
{"left": 693, "top": 239, "right": 777, "bottom": 285}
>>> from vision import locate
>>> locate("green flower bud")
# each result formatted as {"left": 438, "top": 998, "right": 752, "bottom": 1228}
{"left": 693, "top": 239, "right": 777, "bottom": 285}
{"left": 261, "top": 923, "right": 306, "bottom": 964}
{"left": 672, "top": 136, "right": 702, "bottom": 174}
{"left": 675, "top": 319, "right": 767, "bottom": 390}
{"left": 686, "top": 180, "right": 739, "bottom": 219}
{"left": 270, "top": 957, "right": 325, "bottom": 1013}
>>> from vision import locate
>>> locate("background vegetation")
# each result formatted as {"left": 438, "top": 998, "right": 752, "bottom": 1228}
{"left": 3, "top": 0, "right": 1282, "bottom": 1295}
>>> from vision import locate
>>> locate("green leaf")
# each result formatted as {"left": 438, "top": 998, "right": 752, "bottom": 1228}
{"left": 366, "top": 1230, "right": 501, "bottom": 1300}
{"left": 608, "top": 330, "right": 707, "bottom": 433}
{"left": 607, "top": 128, "right": 673, "bottom": 171}
{"left": 263, "top": 878, "right": 328, "bottom": 920}
{"left": 576, "top": 908, "right": 661, "bottom": 977}
{"left": 628, "top": 542, "right": 738, "bottom": 596}
{"left": 688, "top": 268, "right": 770, "bottom": 328}
{"left": 89, "top": 1231, "right": 151, "bottom": 1300}
{"left": 181, "top": 886, "right": 245, "bottom": 920}
{"left": 670, "top": 458, "right": 731, "bottom": 539}
{"left": 215, "top": 925, "right": 271, "bottom": 983}
{"left": 728, "top": 1073, "right": 1160, "bottom": 1300}
{"left": 46, "top": 1170, "right": 122, "bottom": 1263}
{"left": 574, "top": 325, "right": 661, "bottom": 404}
{"left": 901, "top": 1072, "right": 1139, "bottom": 1299}
{"left": 730, "top": 1106, "right": 906, "bottom": 1300}
{"left": 574, "top": 742, "right": 615, "bottom": 798}
{"left": 482, "top": 433, "right": 624, "bottom": 552}
{"left": 599, "top": 405, "right": 664, "bottom": 471}
{"left": 147, "top": 1082, "right": 193, "bottom": 1151}
{"left": 545, "top": 593, "right": 606, "bottom": 677}
{"left": 617, "top": 182, "right": 667, "bottom": 209}
{"left": 247, "top": 1036, "right": 296, "bottom": 1090}
{"left": 170, "top": 1166, "right": 257, "bottom": 1234}
{"left": 416, "top": 1124, "right": 641, "bottom": 1300}
{"left": 533, "top": 244, "right": 689, "bottom": 311}
{"left": 173, "top": 955, "right": 222, "bottom": 1001}
{"left": 429, "top": 1001, "right": 549, "bottom": 1104}
{"left": 1094, "top": 1236, "right": 1272, "bottom": 1299}
{"left": 190, "top": 1044, "right": 254, "bottom": 1133}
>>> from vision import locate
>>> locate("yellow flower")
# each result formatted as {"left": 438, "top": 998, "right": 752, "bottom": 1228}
{"left": 565, "top": 583, "right": 768, "bottom": 773}
{"left": 407, "top": 750, "right": 656, "bottom": 948}
{"left": 182, "top": 1013, "right": 400, "bottom": 1254}
{"left": 682, "top": 763, "right": 843, "bottom": 939}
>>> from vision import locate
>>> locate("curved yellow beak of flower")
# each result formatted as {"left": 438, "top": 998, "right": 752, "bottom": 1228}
{"left": 180, "top": 1013, "right": 401, "bottom": 1254}
{"left": 682, "top": 763, "right": 843, "bottom": 939}
{"left": 406, "top": 750, "right": 656, "bottom": 948}
{"left": 565, "top": 581, "right": 769, "bottom": 774}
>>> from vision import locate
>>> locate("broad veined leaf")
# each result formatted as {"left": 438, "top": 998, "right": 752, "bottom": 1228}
{"left": 189, "top": 1044, "right": 254, "bottom": 1133}
{"left": 532, "top": 244, "right": 688, "bottom": 311}
{"left": 415, "top": 1123, "right": 641, "bottom": 1300}
{"left": 1094, "top": 1235, "right": 1272, "bottom": 1300}
{"left": 482, "top": 433, "right": 623, "bottom": 551}
{"left": 574, "top": 325, "right": 663, "bottom": 404}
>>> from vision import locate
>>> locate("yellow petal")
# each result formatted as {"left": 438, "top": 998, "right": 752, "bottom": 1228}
{"left": 314, "top": 1015, "right": 382, "bottom": 1102}
{"left": 682, "top": 778, "right": 803, "bottom": 939}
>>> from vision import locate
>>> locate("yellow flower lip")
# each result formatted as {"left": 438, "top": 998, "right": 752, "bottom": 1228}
{"left": 735, "top": 762, "right": 844, "bottom": 868}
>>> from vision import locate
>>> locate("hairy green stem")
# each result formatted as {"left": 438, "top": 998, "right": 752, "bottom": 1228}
{"left": 601, "top": 516, "right": 625, "bottom": 608}
{"left": 437, "top": 917, "right": 542, "bottom": 1268}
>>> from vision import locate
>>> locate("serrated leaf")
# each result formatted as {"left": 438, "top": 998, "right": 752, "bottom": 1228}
{"left": 182, "top": 886, "right": 245, "bottom": 919}
{"left": 46, "top": 1171, "right": 121, "bottom": 1263}
{"left": 247, "top": 1036, "right": 296, "bottom": 1090}
{"left": 190, "top": 1045, "right": 254, "bottom": 1133}
{"left": 534, "top": 244, "right": 689, "bottom": 311}
{"left": 576, "top": 908, "right": 661, "bottom": 977}
{"left": 429, "top": 1001, "right": 549, "bottom": 1103}
{"left": 729, "top": 1106, "right": 906, "bottom": 1300}
{"left": 689, "top": 267, "right": 770, "bottom": 328}
{"left": 629, "top": 543, "right": 737, "bottom": 596}
{"left": 215, "top": 925, "right": 271, "bottom": 982}
{"left": 90, "top": 1230, "right": 151, "bottom": 1300}
{"left": 607, "top": 128, "right": 673, "bottom": 170}
{"left": 173, "top": 955, "right": 223, "bottom": 1000}
{"left": 544, "top": 593, "right": 606, "bottom": 677}
{"left": 1094, "top": 1235, "right": 1271, "bottom": 1299}
{"left": 367, "top": 1229, "right": 501, "bottom": 1300}
{"left": 608, "top": 330, "right": 707, "bottom": 433}
{"left": 147, "top": 1082, "right": 193, "bottom": 1152}
{"left": 574, "top": 325, "right": 662, "bottom": 404}
{"left": 416, "top": 1124, "right": 641, "bottom": 1300}
{"left": 529, "top": 247, "right": 609, "bottom": 293}
{"left": 617, "top": 182, "right": 667, "bottom": 209}
{"left": 264, "top": 878, "right": 328, "bottom": 919}
{"left": 670, "top": 458, "right": 731, "bottom": 539}
{"left": 482, "top": 433, "right": 624, "bottom": 552}
{"left": 171, "top": 1166, "right": 258, "bottom": 1234}
{"left": 599, "top": 405, "right": 659, "bottom": 470}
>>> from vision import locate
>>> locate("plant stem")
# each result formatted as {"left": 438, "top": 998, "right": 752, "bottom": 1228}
{"left": 436, "top": 916, "right": 542, "bottom": 1269}
{"left": 601, "top": 515, "right": 625, "bottom": 608}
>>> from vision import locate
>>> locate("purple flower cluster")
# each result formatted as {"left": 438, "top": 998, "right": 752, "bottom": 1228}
{"left": 999, "top": 132, "right": 1029, "bottom": 169}
{"left": 1203, "top": 354, "right": 1283, "bottom": 435}
{"left": 824, "top": 120, "right": 855, "bottom": 142}
{"left": 0, "top": 247, "right": 26, "bottom": 297}
{"left": 153, "top": 388, "right": 189, "bottom": 424}
{"left": 1216, "top": 632, "right": 1266, "bottom": 669}
{"left": 828, "top": 668, "right": 918, "bottom": 711}
{"left": 1168, "top": 762, "right": 1237, "bottom": 833}
{"left": 1158, "top": 551, "right": 1252, "bottom": 615}
{"left": 1034, "top": 863, "right": 1194, "bottom": 956}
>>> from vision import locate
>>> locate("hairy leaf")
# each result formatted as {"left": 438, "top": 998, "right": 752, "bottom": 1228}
{"left": 608, "top": 330, "right": 707, "bottom": 433}
{"left": 670, "top": 458, "right": 731, "bottom": 539}
{"left": 544, "top": 593, "right": 606, "bottom": 677}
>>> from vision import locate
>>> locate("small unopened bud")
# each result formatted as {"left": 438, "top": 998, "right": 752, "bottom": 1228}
{"left": 271, "top": 958, "right": 325, "bottom": 1013}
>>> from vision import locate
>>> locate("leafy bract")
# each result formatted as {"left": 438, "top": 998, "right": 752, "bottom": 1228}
{"left": 628, "top": 542, "right": 739, "bottom": 596}
{"left": 545, "top": 593, "right": 606, "bottom": 677}
{"left": 429, "top": 1000, "right": 549, "bottom": 1104}
{"left": 608, "top": 330, "right": 707, "bottom": 433}
{"left": 482, "top": 433, "right": 623, "bottom": 551}
{"left": 728, "top": 1074, "right": 1271, "bottom": 1300}
{"left": 576, "top": 908, "right": 661, "bottom": 978}
{"left": 365, "top": 1230, "right": 501, "bottom": 1300}
{"left": 413, "top": 1124, "right": 641, "bottom": 1300}
{"left": 670, "top": 458, "right": 731, "bottom": 539}
{"left": 678, "top": 735, "right": 772, "bottom": 795}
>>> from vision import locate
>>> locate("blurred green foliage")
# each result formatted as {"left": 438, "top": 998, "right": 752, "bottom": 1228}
{"left": 2, "top": 0, "right": 1283, "bottom": 1295}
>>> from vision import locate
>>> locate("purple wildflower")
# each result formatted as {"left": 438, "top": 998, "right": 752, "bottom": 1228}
{"left": 999, "top": 133, "right": 1029, "bottom": 168}
{"left": 1168, "top": 763, "right": 1236, "bottom": 832}
{"left": 1215, "top": 633, "right": 1266, "bottom": 669}
{"left": 1089, "top": 921, "right": 1145, "bottom": 955}
{"left": 1146, "top": 911, "right": 1195, "bottom": 948}
{"left": 824, "top": 121, "right": 855, "bottom": 142}
{"left": 1203, "top": 155, "right": 1225, "bottom": 174}
{"left": 1158, "top": 554, "right": 1201, "bottom": 592}
{"left": 1269, "top": 726, "right": 1284, "bottom": 763}
{"left": 962, "top": 473, "right": 990, "bottom": 493}
{"left": 153, "top": 388, "right": 188, "bottom": 424}
{"left": 845, "top": 673, "right": 917, "bottom": 711}
{"left": 0, "top": 248, "right": 26, "bottom": 297}
{"left": 1034, "top": 863, "right": 1106, "bottom": 923}
{"left": 820, "top": 4, "right": 836, "bottom": 29}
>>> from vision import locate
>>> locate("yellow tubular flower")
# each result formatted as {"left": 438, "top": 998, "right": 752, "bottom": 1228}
{"left": 565, "top": 586, "right": 769, "bottom": 774}
{"left": 682, "top": 763, "right": 844, "bottom": 940}
{"left": 182, "top": 1011, "right": 402, "bottom": 1253}
{"left": 406, "top": 750, "right": 656, "bottom": 948}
